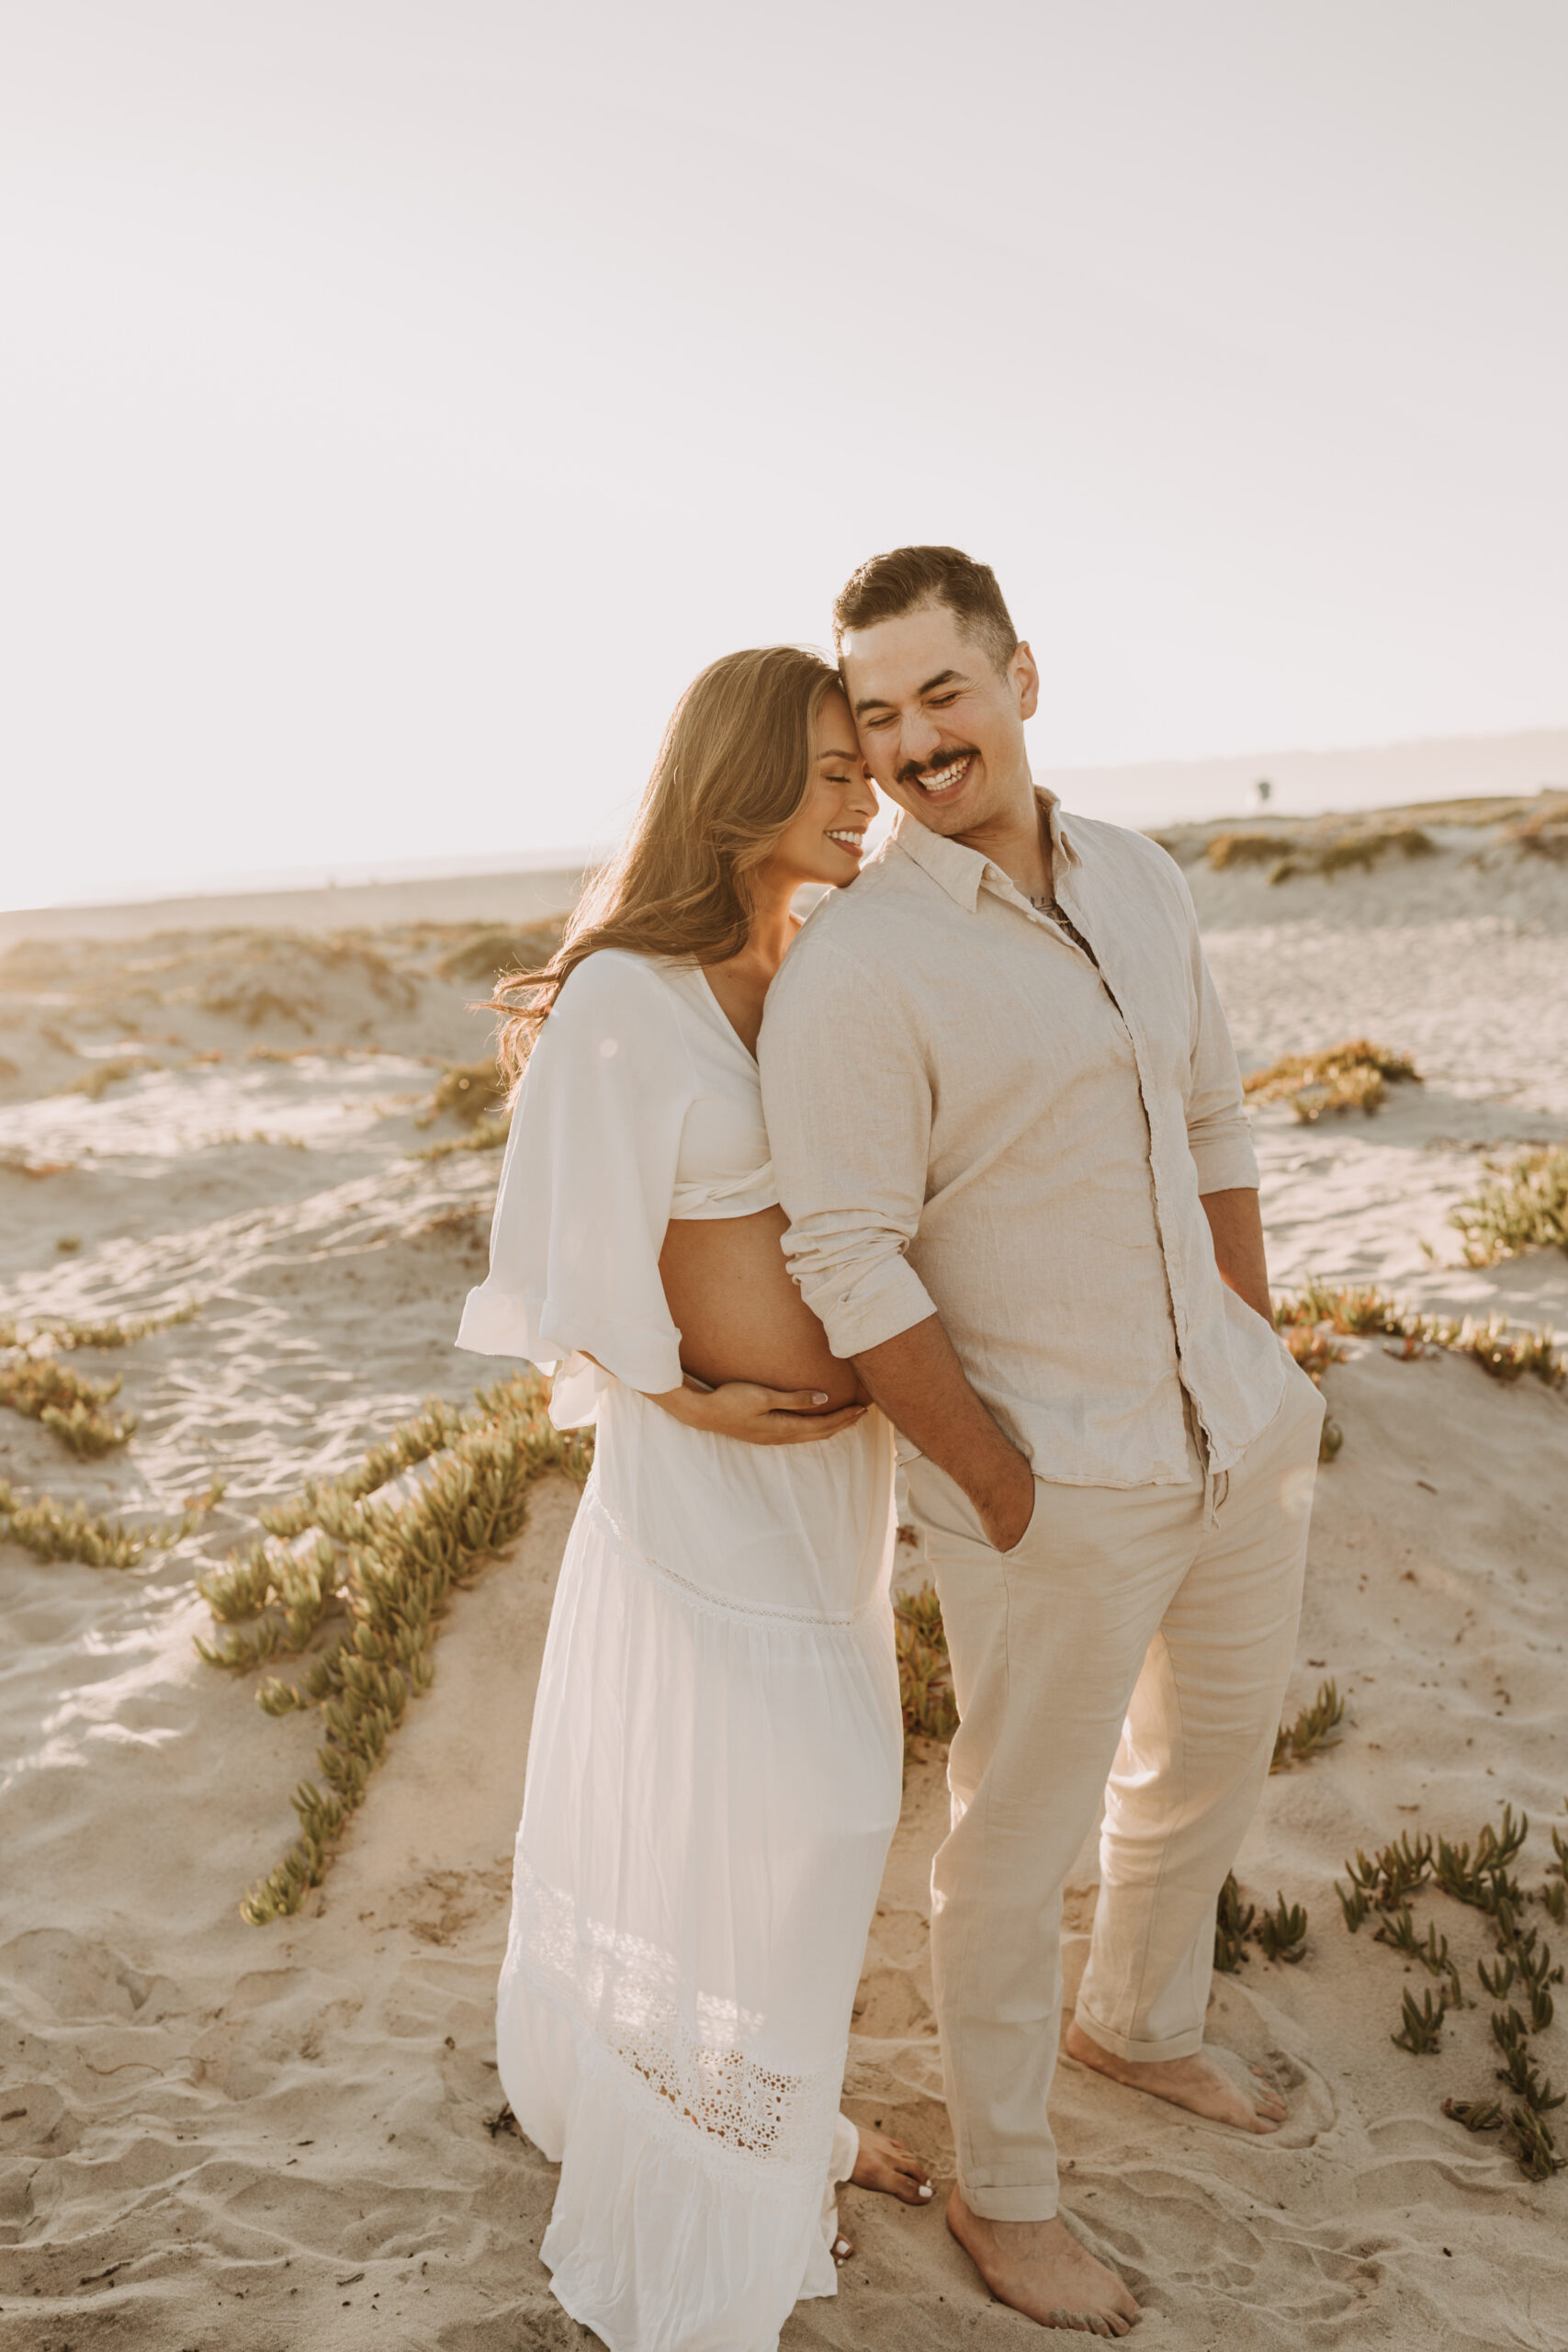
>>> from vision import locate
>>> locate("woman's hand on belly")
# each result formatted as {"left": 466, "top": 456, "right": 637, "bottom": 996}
{"left": 658, "top": 1206, "right": 868, "bottom": 1410}
{"left": 647, "top": 1375, "right": 868, "bottom": 1446}
{"left": 573, "top": 1350, "right": 865, "bottom": 1446}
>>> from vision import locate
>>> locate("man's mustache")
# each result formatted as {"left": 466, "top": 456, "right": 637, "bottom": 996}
{"left": 897, "top": 746, "right": 981, "bottom": 789}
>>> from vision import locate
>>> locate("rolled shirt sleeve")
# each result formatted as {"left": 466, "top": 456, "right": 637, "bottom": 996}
{"left": 1176, "top": 867, "right": 1260, "bottom": 1194}
{"left": 758, "top": 934, "right": 939, "bottom": 1360}
{"left": 456, "top": 950, "right": 691, "bottom": 1417}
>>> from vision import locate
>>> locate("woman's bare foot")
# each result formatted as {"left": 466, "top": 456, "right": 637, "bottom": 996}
{"left": 947, "top": 2189, "right": 1141, "bottom": 2335}
{"left": 851, "top": 2123, "right": 935, "bottom": 2206}
{"left": 1063, "top": 2018, "right": 1287, "bottom": 2132}
{"left": 831, "top": 2124, "right": 934, "bottom": 2264}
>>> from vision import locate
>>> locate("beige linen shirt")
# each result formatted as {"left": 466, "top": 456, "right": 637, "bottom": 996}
{"left": 757, "top": 795, "right": 1284, "bottom": 1486}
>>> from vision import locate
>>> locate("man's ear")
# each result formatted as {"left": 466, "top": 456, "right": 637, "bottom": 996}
{"left": 1011, "top": 639, "right": 1041, "bottom": 723}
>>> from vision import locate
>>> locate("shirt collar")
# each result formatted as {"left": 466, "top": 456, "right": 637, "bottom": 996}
{"left": 891, "top": 786, "right": 1080, "bottom": 911}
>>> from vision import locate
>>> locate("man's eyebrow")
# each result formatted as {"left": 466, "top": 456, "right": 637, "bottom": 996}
{"left": 852, "top": 668, "right": 965, "bottom": 717}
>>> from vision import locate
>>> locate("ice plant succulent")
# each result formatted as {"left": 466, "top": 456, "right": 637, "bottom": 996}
{"left": 0, "top": 1475, "right": 221, "bottom": 1570}
{"left": 193, "top": 1373, "right": 592, "bottom": 1924}
{"left": 1343, "top": 1799, "right": 1568, "bottom": 2181}
{"left": 893, "top": 1582, "right": 958, "bottom": 1758}
{"left": 1243, "top": 1040, "right": 1420, "bottom": 1123}
{"left": 0, "top": 1355, "right": 138, "bottom": 1457}
{"left": 1270, "top": 1678, "right": 1345, "bottom": 1771}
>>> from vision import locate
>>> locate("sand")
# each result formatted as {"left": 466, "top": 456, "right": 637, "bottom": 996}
{"left": 2, "top": 815, "right": 1566, "bottom": 2349}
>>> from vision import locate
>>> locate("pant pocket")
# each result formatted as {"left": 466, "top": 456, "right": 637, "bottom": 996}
{"left": 906, "top": 1455, "right": 988, "bottom": 1547}
{"left": 909, "top": 1458, "right": 1042, "bottom": 1562}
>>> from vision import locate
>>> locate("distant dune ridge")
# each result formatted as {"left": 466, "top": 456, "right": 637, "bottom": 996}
{"left": 1, "top": 795, "right": 1565, "bottom": 2346}
{"left": 0, "top": 859, "right": 592, "bottom": 951}
{"left": 4, "top": 723, "right": 1564, "bottom": 944}
{"left": 1040, "top": 722, "right": 1568, "bottom": 831}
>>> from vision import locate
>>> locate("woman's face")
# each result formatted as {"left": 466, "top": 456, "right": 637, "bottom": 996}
{"left": 764, "top": 690, "right": 878, "bottom": 890}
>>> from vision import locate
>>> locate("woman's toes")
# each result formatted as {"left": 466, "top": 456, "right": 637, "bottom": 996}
{"left": 851, "top": 2128, "right": 935, "bottom": 2203}
{"left": 831, "top": 2232, "right": 853, "bottom": 2266}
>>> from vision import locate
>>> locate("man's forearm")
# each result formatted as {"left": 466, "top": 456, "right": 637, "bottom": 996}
{"left": 852, "top": 1315, "right": 1035, "bottom": 1551}
{"left": 1201, "top": 1186, "right": 1273, "bottom": 1324}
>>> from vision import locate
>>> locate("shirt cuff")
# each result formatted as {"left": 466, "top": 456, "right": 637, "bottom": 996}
{"left": 1189, "top": 1125, "right": 1260, "bottom": 1193}
{"left": 807, "top": 1253, "right": 939, "bottom": 1362}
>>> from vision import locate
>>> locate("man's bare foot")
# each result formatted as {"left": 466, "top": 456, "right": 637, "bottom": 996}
{"left": 1064, "top": 2018, "right": 1287, "bottom": 2133}
{"left": 947, "top": 2188, "right": 1140, "bottom": 2335}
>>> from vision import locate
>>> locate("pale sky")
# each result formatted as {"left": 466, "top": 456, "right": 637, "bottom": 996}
{"left": 4, "top": 0, "right": 1566, "bottom": 910}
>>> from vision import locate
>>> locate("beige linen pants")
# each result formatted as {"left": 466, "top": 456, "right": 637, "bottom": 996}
{"left": 905, "top": 1363, "right": 1325, "bottom": 2222}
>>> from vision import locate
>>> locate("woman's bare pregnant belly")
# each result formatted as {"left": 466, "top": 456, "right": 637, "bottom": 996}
{"left": 659, "top": 1207, "right": 866, "bottom": 1409}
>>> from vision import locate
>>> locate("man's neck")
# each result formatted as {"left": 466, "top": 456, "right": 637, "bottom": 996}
{"left": 949, "top": 779, "right": 1051, "bottom": 902}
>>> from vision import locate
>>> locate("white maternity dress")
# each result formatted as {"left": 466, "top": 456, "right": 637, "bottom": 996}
{"left": 457, "top": 946, "right": 903, "bottom": 2352}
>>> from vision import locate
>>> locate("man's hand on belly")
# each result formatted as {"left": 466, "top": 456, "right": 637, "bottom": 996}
{"left": 852, "top": 1316, "right": 1035, "bottom": 1552}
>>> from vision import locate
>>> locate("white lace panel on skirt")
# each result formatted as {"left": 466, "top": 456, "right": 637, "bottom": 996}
{"left": 513, "top": 1851, "right": 841, "bottom": 2192}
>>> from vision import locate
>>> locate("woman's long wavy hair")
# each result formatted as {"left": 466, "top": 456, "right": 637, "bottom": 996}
{"left": 490, "top": 645, "right": 841, "bottom": 1098}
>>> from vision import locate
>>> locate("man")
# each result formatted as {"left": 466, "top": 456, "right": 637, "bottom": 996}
{"left": 758, "top": 547, "right": 1324, "bottom": 2335}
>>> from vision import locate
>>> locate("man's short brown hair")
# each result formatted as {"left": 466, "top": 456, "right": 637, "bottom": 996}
{"left": 832, "top": 545, "right": 1019, "bottom": 674}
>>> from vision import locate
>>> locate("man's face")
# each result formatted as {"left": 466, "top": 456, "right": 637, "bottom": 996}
{"left": 838, "top": 600, "right": 1039, "bottom": 840}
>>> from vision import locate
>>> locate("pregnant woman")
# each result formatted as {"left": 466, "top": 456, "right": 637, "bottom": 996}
{"left": 457, "top": 646, "right": 930, "bottom": 2350}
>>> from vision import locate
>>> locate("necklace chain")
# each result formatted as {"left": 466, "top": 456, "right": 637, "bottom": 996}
{"left": 1028, "top": 891, "right": 1100, "bottom": 967}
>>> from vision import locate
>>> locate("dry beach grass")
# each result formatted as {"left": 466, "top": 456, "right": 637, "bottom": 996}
{"left": 2, "top": 806, "right": 1566, "bottom": 2347}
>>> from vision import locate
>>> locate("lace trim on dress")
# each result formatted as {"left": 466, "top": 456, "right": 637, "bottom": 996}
{"left": 512, "top": 1849, "right": 841, "bottom": 2195}
{"left": 581, "top": 1483, "right": 879, "bottom": 1631}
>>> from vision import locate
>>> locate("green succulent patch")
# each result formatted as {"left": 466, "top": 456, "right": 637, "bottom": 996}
{"left": 0, "top": 1475, "right": 222, "bottom": 1569}
{"left": 0, "top": 1355, "right": 137, "bottom": 1456}
{"left": 1451, "top": 1145, "right": 1568, "bottom": 1267}
{"left": 193, "top": 1374, "right": 592, "bottom": 1926}
{"left": 1214, "top": 1877, "right": 1308, "bottom": 1971}
{"left": 1244, "top": 1039, "right": 1422, "bottom": 1123}
{"left": 1270, "top": 1679, "right": 1344, "bottom": 1772}
{"left": 1338, "top": 1803, "right": 1567, "bottom": 2180}
{"left": 894, "top": 1582, "right": 958, "bottom": 1760}
{"left": 1274, "top": 1282, "right": 1563, "bottom": 1396}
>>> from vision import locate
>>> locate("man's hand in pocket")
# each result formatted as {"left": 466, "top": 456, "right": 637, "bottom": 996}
{"left": 976, "top": 1453, "right": 1037, "bottom": 1553}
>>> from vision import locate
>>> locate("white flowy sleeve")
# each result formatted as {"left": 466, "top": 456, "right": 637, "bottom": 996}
{"left": 455, "top": 951, "right": 693, "bottom": 1427}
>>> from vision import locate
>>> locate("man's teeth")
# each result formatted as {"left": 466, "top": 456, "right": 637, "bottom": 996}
{"left": 921, "top": 758, "right": 970, "bottom": 790}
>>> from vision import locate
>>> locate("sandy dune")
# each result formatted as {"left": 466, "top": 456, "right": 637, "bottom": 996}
{"left": 2, "top": 812, "right": 1565, "bottom": 2348}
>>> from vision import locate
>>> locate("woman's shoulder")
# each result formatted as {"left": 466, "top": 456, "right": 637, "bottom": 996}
{"left": 551, "top": 945, "right": 682, "bottom": 1018}
{"left": 541, "top": 950, "right": 695, "bottom": 1082}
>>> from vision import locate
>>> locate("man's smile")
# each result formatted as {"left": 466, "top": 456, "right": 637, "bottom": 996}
{"left": 898, "top": 749, "right": 978, "bottom": 803}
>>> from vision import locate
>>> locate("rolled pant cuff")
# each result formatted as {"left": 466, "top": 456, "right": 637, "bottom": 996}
{"left": 1073, "top": 2001, "right": 1205, "bottom": 2066}
{"left": 959, "top": 2179, "right": 1060, "bottom": 2223}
